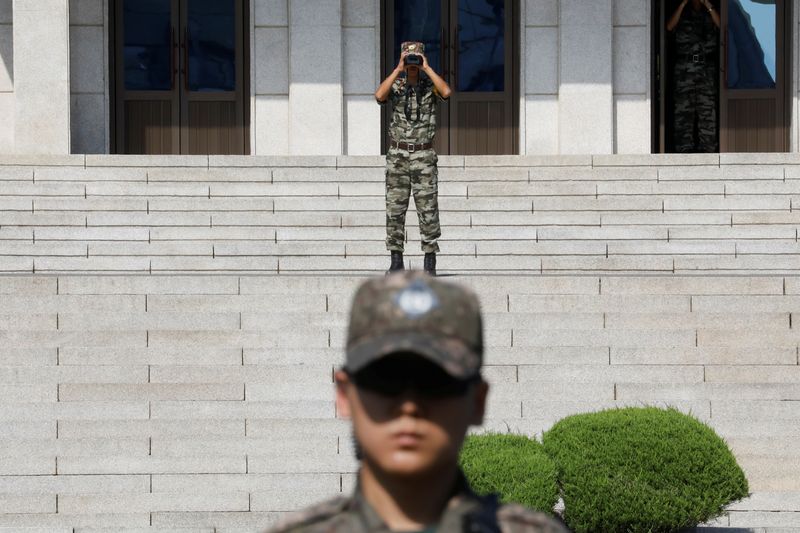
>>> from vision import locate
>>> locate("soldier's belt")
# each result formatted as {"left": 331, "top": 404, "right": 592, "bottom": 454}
{"left": 390, "top": 139, "right": 433, "bottom": 153}
{"left": 683, "top": 53, "right": 713, "bottom": 63}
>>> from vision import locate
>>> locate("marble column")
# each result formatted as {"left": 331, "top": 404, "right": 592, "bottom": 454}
{"left": 13, "top": 0, "right": 70, "bottom": 154}
{"left": 289, "top": 0, "right": 342, "bottom": 155}
{"left": 559, "top": 0, "right": 613, "bottom": 154}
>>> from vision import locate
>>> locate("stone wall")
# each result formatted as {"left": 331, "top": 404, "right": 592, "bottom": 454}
{"left": 342, "top": 0, "right": 380, "bottom": 156}
{"left": 522, "top": 0, "right": 650, "bottom": 156}
{"left": 613, "top": 0, "right": 650, "bottom": 154}
{"left": 0, "top": 0, "right": 11, "bottom": 153}
{"left": 69, "top": 0, "right": 108, "bottom": 154}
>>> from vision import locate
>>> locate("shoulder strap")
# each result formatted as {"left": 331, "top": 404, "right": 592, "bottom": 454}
{"left": 461, "top": 494, "right": 503, "bottom": 533}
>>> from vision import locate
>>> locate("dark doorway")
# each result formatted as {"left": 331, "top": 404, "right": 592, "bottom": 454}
{"left": 381, "top": 0, "right": 519, "bottom": 155}
{"left": 654, "top": 0, "right": 790, "bottom": 153}
{"left": 111, "top": 0, "right": 249, "bottom": 155}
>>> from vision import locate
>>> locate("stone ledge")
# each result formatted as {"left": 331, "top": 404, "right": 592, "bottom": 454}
{"left": 465, "top": 155, "right": 592, "bottom": 168}
{"left": 721, "top": 153, "right": 800, "bottom": 166}
{"left": 86, "top": 155, "right": 209, "bottom": 168}
{"left": 593, "top": 154, "right": 721, "bottom": 167}
{"left": 0, "top": 155, "right": 85, "bottom": 167}
{"left": 209, "top": 156, "right": 336, "bottom": 168}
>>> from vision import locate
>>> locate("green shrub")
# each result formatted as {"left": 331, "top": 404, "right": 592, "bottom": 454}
{"left": 459, "top": 433, "right": 560, "bottom": 514}
{"left": 542, "top": 407, "right": 749, "bottom": 533}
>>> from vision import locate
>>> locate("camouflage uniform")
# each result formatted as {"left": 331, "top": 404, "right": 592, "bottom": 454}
{"left": 268, "top": 273, "right": 570, "bottom": 533}
{"left": 383, "top": 53, "right": 445, "bottom": 254}
{"left": 673, "top": 6, "right": 718, "bottom": 152}
{"left": 268, "top": 472, "right": 570, "bottom": 533}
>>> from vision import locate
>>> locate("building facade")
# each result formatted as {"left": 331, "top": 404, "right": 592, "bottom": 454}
{"left": 0, "top": 0, "right": 795, "bottom": 156}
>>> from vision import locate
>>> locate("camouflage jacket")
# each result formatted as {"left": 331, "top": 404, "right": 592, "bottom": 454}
{"left": 383, "top": 76, "right": 444, "bottom": 145}
{"left": 675, "top": 7, "right": 717, "bottom": 59}
{"left": 267, "top": 471, "right": 570, "bottom": 533}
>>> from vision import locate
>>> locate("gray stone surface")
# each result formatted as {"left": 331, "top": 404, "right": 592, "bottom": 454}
{"left": 525, "top": 95, "right": 558, "bottom": 155}
{"left": 594, "top": 153, "right": 720, "bottom": 166}
{"left": 0, "top": 23, "right": 12, "bottom": 92}
{"left": 289, "top": 16, "right": 342, "bottom": 154}
{"left": 0, "top": 92, "right": 12, "bottom": 153}
{"left": 255, "top": 96, "right": 289, "bottom": 155}
{"left": 613, "top": 0, "right": 647, "bottom": 26}
{"left": 0, "top": 0, "right": 10, "bottom": 24}
{"left": 13, "top": 0, "right": 71, "bottom": 154}
{"left": 343, "top": 27, "right": 376, "bottom": 94}
{"left": 255, "top": 27, "right": 289, "bottom": 94}
{"left": 71, "top": 93, "right": 106, "bottom": 154}
{"left": 526, "top": 27, "right": 558, "bottom": 94}
{"left": 614, "top": 94, "right": 651, "bottom": 154}
{"left": 343, "top": 0, "right": 375, "bottom": 27}
{"left": 1, "top": 157, "right": 800, "bottom": 527}
{"left": 69, "top": 0, "right": 103, "bottom": 25}
{"left": 255, "top": 0, "right": 287, "bottom": 26}
{"left": 526, "top": 0, "right": 558, "bottom": 26}
{"left": 86, "top": 155, "right": 208, "bottom": 167}
{"left": 613, "top": 26, "right": 647, "bottom": 94}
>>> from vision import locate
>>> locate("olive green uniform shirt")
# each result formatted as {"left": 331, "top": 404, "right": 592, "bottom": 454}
{"left": 268, "top": 471, "right": 570, "bottom": 533}
{"left": 385, "top": 76, "right": 444, "bottom": 145}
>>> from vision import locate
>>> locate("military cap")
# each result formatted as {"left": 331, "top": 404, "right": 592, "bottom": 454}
{"left": 345, "top": 271, "right": 483, "bottom": 380}
{"left": 401, "top": 41, "right": 425, "bottom": 55}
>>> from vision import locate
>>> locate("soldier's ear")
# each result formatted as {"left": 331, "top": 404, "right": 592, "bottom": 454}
{"left": 335, "top": 370, "right": 353, "bottom": 419}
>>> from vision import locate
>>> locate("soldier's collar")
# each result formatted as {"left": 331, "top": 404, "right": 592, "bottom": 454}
{"left": 350, "top": 469, "right": 482, "bottom": 530}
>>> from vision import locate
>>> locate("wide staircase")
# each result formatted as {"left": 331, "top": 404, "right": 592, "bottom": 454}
{"left": 0, "top": 153, "right": 799, "bottom": 531}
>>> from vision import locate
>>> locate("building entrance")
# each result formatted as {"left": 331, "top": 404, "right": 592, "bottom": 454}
{"left": 382, "top": 0, "right": 518, "bottom": 155}
{"left": 654, "top": 0, "right": 790, "bottom": 153}
{"left": 111, "top": 0, "right": 249, "bottom": 154}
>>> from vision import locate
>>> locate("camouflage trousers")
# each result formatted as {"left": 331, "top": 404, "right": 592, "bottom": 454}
{"left": 674, "top": 65, "right": 718, "bottom": 153}
{"left": 385, "top": 147, "right": 441, "bottom": 253}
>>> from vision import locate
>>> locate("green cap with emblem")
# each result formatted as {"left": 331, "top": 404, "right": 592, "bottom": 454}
{"left": 345, "top": 271, "right": 483, "bottom": 380}
{"left": 401, "top": 41, "right": 425, "bottom": 55}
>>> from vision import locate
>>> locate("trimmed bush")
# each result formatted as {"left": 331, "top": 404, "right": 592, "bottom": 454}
{"left": 542, "top": 407, "right": 749, "bottom": 533}
{"left": 459, "top": 433, "right": 560, "bottom": 514}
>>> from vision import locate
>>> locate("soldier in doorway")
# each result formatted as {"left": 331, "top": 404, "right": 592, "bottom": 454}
{"left": 374, "top": 42, "right": 452, "bottom": 276}
{"left": 668, "top": 0, "right": 721, "bottom": 153}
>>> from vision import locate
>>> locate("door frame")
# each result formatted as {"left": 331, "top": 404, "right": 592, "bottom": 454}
{"left": 109, "top": 0, "right": 251, "bottom": 155}
{"left": 379, "top": 0, "right": 520, "bottom": 155}
{"left": 652, "top": 0, "right": 792, "bottom": 153}
{"left": 720, "top": 0, "right": 789, "bottom": 152}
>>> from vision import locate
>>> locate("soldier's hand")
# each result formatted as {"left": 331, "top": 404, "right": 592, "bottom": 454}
{"left": 395, "top": 51, "right": 408, "bottom": 73}
{"left": 420, "top": 53, "right": 430, "bottom": 71}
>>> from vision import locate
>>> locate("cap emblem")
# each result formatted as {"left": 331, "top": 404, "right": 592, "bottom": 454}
{"left": 395, "top": 279, "right": 439, "bottom": 318}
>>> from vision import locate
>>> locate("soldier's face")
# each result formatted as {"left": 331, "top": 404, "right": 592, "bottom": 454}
{"left": 335, "top": 356, "right": 487, "bottom": 479}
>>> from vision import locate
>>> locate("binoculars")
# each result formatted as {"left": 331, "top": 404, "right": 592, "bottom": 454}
{"left": 405, "top": 54, "right": 422, "bottom": 66}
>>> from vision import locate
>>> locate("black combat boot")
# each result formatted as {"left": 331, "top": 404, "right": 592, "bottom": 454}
{"left": 424, "top": 252, "right": 436, "bottom": 276}
{"left": 386, "top": 251, "right": 404, "bottom": 275}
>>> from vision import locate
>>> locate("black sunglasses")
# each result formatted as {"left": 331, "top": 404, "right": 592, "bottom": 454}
{"left": 349, "top": 355, "right": 479, "bottom": 399}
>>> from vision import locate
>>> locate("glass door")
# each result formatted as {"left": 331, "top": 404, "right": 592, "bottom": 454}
{"left": 114, "top": 0, "right": 247, "bottom": 154}
{"left": 383, "top": 0, "right": 517, "bottom": 155}
{"left": 449, "top": 0, "right": 513, "bottom": 154}
{"left": 720, "top": 0, "right": 787, "bottom": 151}
{"left": 180, "top": 0, "right": 245, "bottom": 154}
{"left": 115, "top": 0, "right": 180, "bottom": 154}
{"left": 388, "top": 0, "right": 449, "bottom": 154}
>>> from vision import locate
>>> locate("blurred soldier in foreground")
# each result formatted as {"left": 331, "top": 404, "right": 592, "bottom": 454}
{"left": 668, "top": 0, "right": 720, "bottom": 152}
{"left": 375, "top": 42, "right": 451, "bottom": 276}
{"left": 269, "top": 272, "right": 569, "bottom": 533}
